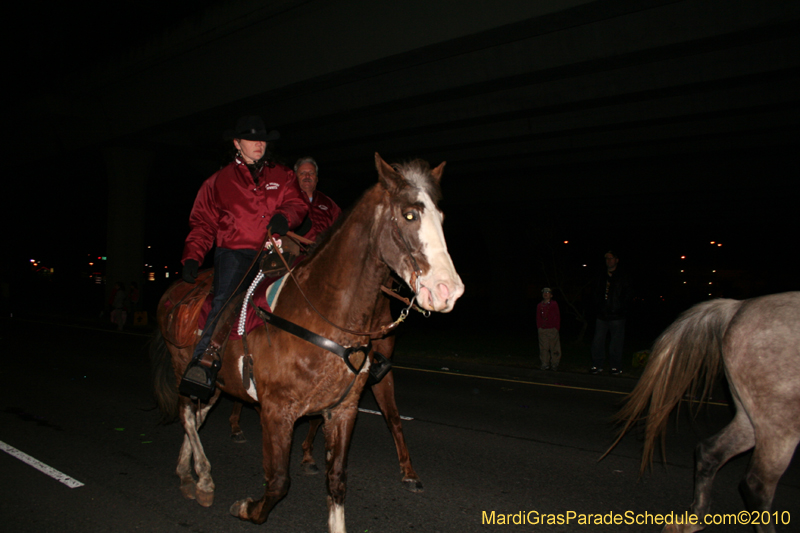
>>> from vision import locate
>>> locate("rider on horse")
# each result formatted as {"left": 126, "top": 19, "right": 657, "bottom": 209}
{"left": 179, "top": 116, "right": 308, "bottom": 400}
{"left": 293, "top": 156, "right": 342, "bottom": 242}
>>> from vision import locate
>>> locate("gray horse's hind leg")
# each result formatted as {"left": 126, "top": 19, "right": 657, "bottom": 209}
{"left": 739, "top": 432, "right": 800, "bottom": 533}
{"left": 694, "top": 410, "right": 755, "bottom": 527}
{"left": 663, "top": 409, "right": 755, "bottom": 533}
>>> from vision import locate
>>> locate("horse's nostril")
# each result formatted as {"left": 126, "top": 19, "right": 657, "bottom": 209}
{"left": 437, "top": 283, "right": 450, "bottom": 302}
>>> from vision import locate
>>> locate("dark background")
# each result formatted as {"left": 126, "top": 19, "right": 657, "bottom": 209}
{"left": 5, "top": 0, "right": 799, "bottom": 353}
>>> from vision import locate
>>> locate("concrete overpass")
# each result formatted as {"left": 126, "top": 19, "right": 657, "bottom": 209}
{"left": 16, "top": 0, "right": 800, "bottom": 307}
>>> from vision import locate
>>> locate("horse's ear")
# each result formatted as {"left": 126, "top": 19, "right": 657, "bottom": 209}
{"left": 375, "top": 152, "right": 403, "bottom": 192}
{"left": 430, "top": 161, "right": 446, "bottom": 184}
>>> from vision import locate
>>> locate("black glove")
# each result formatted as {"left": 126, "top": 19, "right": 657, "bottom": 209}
{"left": 295, "top": 216, "right": 312, "bottom": 237}
{"left": 182, "top": 259, "right": 199, "bottom": 283}
{"left": 268, "top": 214, "right": 289, "bottom": 236}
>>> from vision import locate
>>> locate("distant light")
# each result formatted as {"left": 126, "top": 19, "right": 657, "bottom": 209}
{"left": 102, "top": 256, "right": 107, "bottom": 260}
{"left": 148, "top": 272, "right": 155, "bottom": 281}
{"left": 680, "top": 270, "right": 684, "bottom": 273}
{"left": 563, "top": 240, "right": 569, "bottom": 244}
{"left": 582, "top": 264, "right": 587, "bottom": 267}
{"left": 717, "top": 243, "right": 722, "bottom": 247}
{"left": 30, "top": 259, "right": 35, "bottom": 263}
{"left": 683, "top": 281, "right": 687, "bottom": 284}
{"left": 165, "top": 272, "right": 170, "bottom": 279}
{"left": 680, "top": 255, "right": 686, "bottom": 259}
{"left": 710, "top": 241, "right": 715, "bottom": 244}
{"left": 712, "top": 270, "right": 716, "bottom": 273}
{"left": 164, "top": 266, "right": 168, "bottom": 269}
{"left": 147, "top": 245, "right": 151, "bottom": 249}
{"left": 708, "top": 282, "right": 712, "bottom": 285}
{"left": 89, "top": 262, "right": 94, "bottom": 266}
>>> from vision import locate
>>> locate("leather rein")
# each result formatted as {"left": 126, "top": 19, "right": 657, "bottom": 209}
{"left": 262, "top": 224, "right": 425, "bottom": 342}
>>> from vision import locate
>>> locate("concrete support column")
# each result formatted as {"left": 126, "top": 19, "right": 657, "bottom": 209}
{"left": 104, "top": 146, "right": 153, "bottom": 303}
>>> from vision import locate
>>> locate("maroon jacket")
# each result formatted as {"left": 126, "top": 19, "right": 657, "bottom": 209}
{"left": 536, "top": 300, "right": 560, "bottom": 330}
{"left": 303, "top": 190, "right": 342, "bottom": 242}
{"left": 182, "top": 159, "right": 308, "bottom": 264}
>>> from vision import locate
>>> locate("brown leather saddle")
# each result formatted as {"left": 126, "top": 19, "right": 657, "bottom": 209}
{"left": 162, "top": 270, "right": 214, "bottom": 349}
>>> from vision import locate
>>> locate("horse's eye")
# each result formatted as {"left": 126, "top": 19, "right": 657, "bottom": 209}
{"left": 403, "top": 211, "right": 417, "bottom": 222}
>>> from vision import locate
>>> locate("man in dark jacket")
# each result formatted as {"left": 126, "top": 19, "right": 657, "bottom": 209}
{"left": 590, "top": 251, "right": 633, "bottom": 375}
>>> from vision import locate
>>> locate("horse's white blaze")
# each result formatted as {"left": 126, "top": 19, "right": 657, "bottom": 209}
{"left": 415, "top": 189, "right": 464, "bottom": 313}
{"left": 238, "top": 355, "right": 259, "bottom": 401}
{"left": 328, "top": 503, "right": 346, "bottom": 533}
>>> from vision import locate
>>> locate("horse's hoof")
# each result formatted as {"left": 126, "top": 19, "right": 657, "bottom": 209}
{"left": 230, "top": 498, "right": 253, "bottom": 518}
{"left": 196, "top": 489, "right": 214, "bottom": 507}
{"left": 180, "top": 481, "right": 197, "bottom": 500}
{"left": 231, "top": 432, "right": 247, "bottom": 444}
{"left": 402, "top": 477, "right": 424, "bottom": 493}
{"left": 301, "top": 462, "right": 320, "bottom": 475}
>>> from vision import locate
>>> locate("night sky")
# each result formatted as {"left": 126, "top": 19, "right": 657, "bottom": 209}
{"left": 7, "top": 1, "right": 798, "bottom": 334}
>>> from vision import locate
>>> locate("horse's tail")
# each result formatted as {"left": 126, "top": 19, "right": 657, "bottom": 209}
{"left": 149, "top": 329, "right": 180, "bottom": 423}
{"left": 603, "top": 298, "right": 743, "bottom": 473}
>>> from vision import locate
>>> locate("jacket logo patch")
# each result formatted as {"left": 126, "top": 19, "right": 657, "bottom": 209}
{"left": 318, "top": 205, "right": 329, "bottom": 210}
{"left": 265, "top": 182, "right": 280, "bottom": 190}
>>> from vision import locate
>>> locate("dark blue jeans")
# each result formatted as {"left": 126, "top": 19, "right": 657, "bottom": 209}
{"left": 591, "top": 318, "right": 626, "bottom": 370}
{"left": 192, "top": 247, "right": 262, "bottom": 360}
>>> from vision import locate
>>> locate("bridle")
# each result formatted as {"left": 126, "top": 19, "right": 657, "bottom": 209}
{"left": 264, "top": 220, "right": 426, "bottom": 341}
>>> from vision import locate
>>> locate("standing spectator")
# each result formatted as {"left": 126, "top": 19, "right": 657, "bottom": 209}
{"left": 293, "top": 157, "right": 342, "bottom": 242}
{"left": 590, "top": 251, "right": 633, "bottom": 375}
{"left": 129, "top": 281, "right": 140, "bottom": 312}
{"left": 179, "top": 115, "right": 308, "bottom": 400}
{"left": 537, "top": 288, "right": 561, "bottom": 370}
{"left": 109, "top": 282, "right": 127, "bottom": 331}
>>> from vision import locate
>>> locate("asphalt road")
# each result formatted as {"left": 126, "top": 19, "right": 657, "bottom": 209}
{"left": 1, "top": 318, "right": 798, "bottom": 532}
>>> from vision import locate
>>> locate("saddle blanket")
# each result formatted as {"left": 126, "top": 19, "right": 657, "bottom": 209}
{"left": 197, "top": 274, "right": 288, "bottom": 339}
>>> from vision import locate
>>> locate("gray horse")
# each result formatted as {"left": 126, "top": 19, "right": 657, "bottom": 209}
{"left": 607, "top": 292, "right": 800, "bottom": 533}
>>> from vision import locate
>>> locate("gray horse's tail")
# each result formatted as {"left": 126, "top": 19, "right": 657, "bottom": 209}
{"left": 149, "top": 329, "right": 180, "bottom": 423}
{"left": 603, "top": 298, "right": 743, "bottom": 472}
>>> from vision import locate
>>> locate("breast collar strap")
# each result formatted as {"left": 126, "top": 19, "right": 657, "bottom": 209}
{"left": 253, "top": 305, "right": 371, "bottom": 374}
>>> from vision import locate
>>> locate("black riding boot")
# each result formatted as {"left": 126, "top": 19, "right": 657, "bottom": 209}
{"left": 179, "top": 347, "right": 221, "bottom": 402}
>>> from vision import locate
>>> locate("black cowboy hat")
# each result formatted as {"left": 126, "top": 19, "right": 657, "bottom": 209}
{"left": 224, "top": 115, "right": 280, "bottom": 142}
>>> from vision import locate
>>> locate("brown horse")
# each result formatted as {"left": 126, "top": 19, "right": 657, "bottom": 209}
{"left": 228, "top": 297, "right": 423, "bottom": 492}
{"left": 151, "top": 154, "right": 463, "bottom": 532}
{"left": 606, "top": 292, "right": 800, "bottom": 533}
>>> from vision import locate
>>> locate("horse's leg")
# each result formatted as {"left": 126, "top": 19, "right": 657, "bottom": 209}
{"left": 177, "top": 433, "right": 197, "bottom": 500}
{"left": 371, "top": 369, "right": 422, "bottom": 492}
{"left": 229, "top": 409, "right": 294, "bottom": 524}
{"left": 322, "top": 403, "right": 360, "bottom": 533}
{"left": 301, "top": 417, "right": 324, "bottom": 475}
{"left": 229, "top": 401, "right": 246, "bottom": 443}
{"left": 739, "top": 431, "right": 800, "bottom": 533}
{"left": 178, "top": 392, "right": 221, "bottom": 507}
{"left": 663, "top": 409, "right": 755, "bottom": 533}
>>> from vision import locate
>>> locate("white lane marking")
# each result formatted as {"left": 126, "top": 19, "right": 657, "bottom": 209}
{"left": 0, "top": 440, "right": 85, "bottom": 488}
{"left": 358, "top": 407, "right": 413, "bottom": 421}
